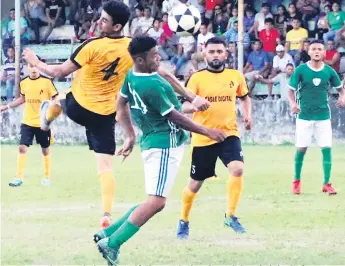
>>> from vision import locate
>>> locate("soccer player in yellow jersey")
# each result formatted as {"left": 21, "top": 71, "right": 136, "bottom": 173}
{"left": 22, "top": 0, "right": 209, "bottom": 228}
{"left": 0, "top": 61, "right": 58, "bottom": 187}
{"left": 176, "top": 37, "right": 252, "bottom": 238}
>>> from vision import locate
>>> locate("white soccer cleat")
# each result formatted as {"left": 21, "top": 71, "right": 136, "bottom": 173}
{"left": 41, "top": 178, "right": 52, "bottom": 186}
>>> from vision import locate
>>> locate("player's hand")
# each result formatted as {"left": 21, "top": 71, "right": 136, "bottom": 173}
{"left": 22, "top": 48, "right": 40, "bottom": 66}
{"left": 290, "top": 102, "right": 301, "bottom": 114}
{"left": 336, "top": 96, "right": 345, "bottom": 108}
{"left": 116, "top": 136, "right": 136, "bottom": 162}
{"left": 205, "top": 128, "right": 227, "bottom": 143}
{"left": 0, "top": 105, "right": 9, "bottom": 112}
{"left": 243, "top": 115, "right": 252, "bottom": 130}
{"left": 192, "top": 96, "right": 210, "bottom": 111}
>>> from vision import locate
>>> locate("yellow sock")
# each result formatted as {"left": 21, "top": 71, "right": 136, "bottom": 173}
{"left": 227, "top": 176, "right": 243, "bottom": 217}
{"left": 181, "top": 186, "right": 197, "bottom": 222}
{"left": 16, "top": 153, "right": 27, "bottom": 180}
{"left": 43, "top": 155, "right": 51, "bottom": 178}
{"left": 46, "top": 103, "right": 62, "bottom": 122}
{"left": 99, "top": 171, "right": 115, "bottom": 215}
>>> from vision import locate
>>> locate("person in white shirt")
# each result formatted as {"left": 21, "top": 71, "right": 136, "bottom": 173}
{"left": 171, "top": 35, "right": 196, "bottom": 76}
{"left": 271, "top": 44, "right": 295, "bottom": 78}
{"left": 136, "top": 6, "right": 154, "bottom": 34}
{"left": 191, "top": 23, "right": 214, "bottom": 70}
{"left": 254, "top": 3, "right": 273, "bottom": 38}
{"left": 130, "top": 5, "right": 144, "bottom": 37}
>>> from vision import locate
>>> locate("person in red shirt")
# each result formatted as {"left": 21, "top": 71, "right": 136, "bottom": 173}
{"left": 324, "top": 39, "right": 340, "bottom": 73}
{"left": 259, "top": 18, "right": 280, "bottom": 63}
{"left": 205, "top": 0, "right": 224, "bottom": 19}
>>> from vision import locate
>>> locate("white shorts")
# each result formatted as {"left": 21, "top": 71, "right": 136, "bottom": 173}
{"left": 141, "top": 145, "right": 185, "bottom": 198}
{"left": 295, "top": 119, "right": 332, "bottom": 148}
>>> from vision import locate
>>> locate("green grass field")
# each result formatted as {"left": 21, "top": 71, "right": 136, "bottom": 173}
{"left": 1, "top": 144, "right": 345, "bottom": 265}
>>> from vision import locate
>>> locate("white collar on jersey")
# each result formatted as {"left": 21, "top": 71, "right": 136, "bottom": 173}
{"left": 132, "top": 71, "right": 158, "bottom": 76}
{"left": 306, "top": 61, "right": 325, "bottom": 72}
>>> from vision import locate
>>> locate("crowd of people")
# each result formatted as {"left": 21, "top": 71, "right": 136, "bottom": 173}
{"left": 1, "top": 0, "right": 345, "bottom": 101}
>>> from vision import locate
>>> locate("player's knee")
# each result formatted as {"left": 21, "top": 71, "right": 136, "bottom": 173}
{"left": 148, "top": 196, "right": 166, "bottom": 213}
{"left": 189, "top": 179, "right": 203, "bottom": 193}
{"left": 42, "top": 148, "right": 50, "bottom": 156}
{"left": 228, "top": 161, "right": 244, "bottom": 177}
{"left": 96, "top": 154, "right": 113, "bottom": 174}
{"left": 18, "top": 145, "right": 28, "bottom": 154}
{"left": 297, "top": 147, "right": 307, "bottom": 153}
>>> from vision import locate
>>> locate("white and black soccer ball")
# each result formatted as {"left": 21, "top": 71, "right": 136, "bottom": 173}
{"left": 168, "top": 4, "right": 201, "bottom": 37}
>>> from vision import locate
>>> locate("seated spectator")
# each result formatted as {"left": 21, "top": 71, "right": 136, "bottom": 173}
{"left": 296, "top": 0, "right": 320, "bottom": 29}
{"left": 244, "top": 7, "right": 255, "bottom": 38}
{"left": 324, "top": 39, "right": 340, "bottom": 73}
{"left": 271, "top": 45, "right": 294, "bottom": 77}
{"left": 226, "top": 6, "right": 238, "bottom": 30}
{"left": 274, "top": 4, "right": 288, "bottom": 37}
{"left": 136, "top": 6, "right": 154, "bottom": 35}
{"left": 226, "top": 41, "right": 243, "bottom": 69}
{"left": 324, "top": 2, "right": 345, "bottom": 43}
{"left": 191, "top": 23, "right": 214, "bottom": 71}
{"left": 300, "top": 40, "right": 311, "bottom": 64}
{"left": 254, "top": 3, "right": 273, "bottom": 38}
{"left": 73, "top": 0, "right": 99, "bottom": 41}
{"left": 317, "top": 4, "right": 331, "bottom": 40}
{"left": 171, "top": 35, "right": 195, "bottom": 78}
{"left": 1, "top": 47, "right": 24, "bottom": 101}
{"left": 285, "top": 3, "right": 303, "bottom": 33}
{"left": 212, "top": 13, "right": 228, "bottom": 36}
{"left": 259, "top": 18, "right": 280, "bottom": 62}
{"left": 130, "top": 5, "right": 144, "bottom": 37}
{"left": 3, "top": 9, "right": 30, "bottom": 52}
{"left": 244, "top": 40, "right": 270, "bottom": 91}
{"left": 285, "top": 17, "right": 308, "bottom": 65}
{"left": 24, "top": 0, "right": 48, "bottom": 44}
{"left": 224, "top": 20, "right": 250, "bottom": 50}
{"left": 204, "top": 0, "right": 224, "bottom": 19}
{"left": 160, "top": 13, "right": 178, "bottom": 56}
{"left": 42, "top": 0, "right": 66, "bottom": 43}
{"left": 319, "top": 0, "right": 331, "bottom": 13}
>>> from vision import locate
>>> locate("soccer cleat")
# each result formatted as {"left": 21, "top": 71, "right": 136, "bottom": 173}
{"left": 93, "top": 230, "right": 107, "bottom": 243}
{"left": 40, "top": 100, "right": 52, "bottom": 131}
{"left": 224, "top": 215, "right": 246, "bottom": 233}
{"left": 41, "top": 178, "right": 52, "bottom": 186}
{"left": 176, "top": 220, "right": 189, "bottom": 239}
{"left": 322, "top": 183, "right": 337, "bottom": 195}
{"left": 9, "top": 178, "right": 23, "bottom": 187}
{"left": 293, "top": 180, "right": 301, "bottom": 194}
{"left": 100, "top": 215, "right": 111, "bottom": 229}
{"left": 97, "top": 238, "right": 120, "bottom": 266}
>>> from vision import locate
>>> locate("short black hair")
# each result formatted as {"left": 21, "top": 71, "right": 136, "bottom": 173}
{"left": 265, "top": 18, "right": 274, "bottom": 24}
{"left": 205, "top": 37, "right": 226, "bottom": 48}
{"left": 144, "top": 6, "right": 151, "bottom": 12}
{"left": 262, "top": 3, "right": 270, "bottom": 8}
{"left": 286, "top": 63, "right": 294, "bottom": 68}
{"left": 253, "top": 39, "right": 261, "bottom": 44}
{"left": 128, "top": 36, "right": 157, "bottom": 59}
{"left": 152, "top": 18, "right": 161, "bottom": 25}
{"left": 10, "top": 8, "right": 15, "bottom": 12}
{"left": 292, "top": 17, "right": 301, "bottom": 22}
{"left": 135, "top": 5, "right": 144, "bottom": 11}
{"left": 103, "top": 0, "right": 130, "bottom": 27}
{"left": 310, "top": 39, "right": 325, "bottom": 46}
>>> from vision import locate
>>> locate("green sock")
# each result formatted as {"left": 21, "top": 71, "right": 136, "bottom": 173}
{"left": 108, "top": 220, "right": 140, "bottom": 248}
{"left": 322, "top": 148, "right": 332, "bottom": 185}
{"left": 103, "top": 205, "right": 139, "bottom": 237}
{"left": 294, "top": 150, "right": 306, "bottom": 180}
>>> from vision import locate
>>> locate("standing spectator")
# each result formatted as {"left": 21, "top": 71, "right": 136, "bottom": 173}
{"left": 130, "top": 5, "right": 144, "bottom": 37}
{"left": 191, "top": 22, "right": 214, "bottom": 71}
{"left": 244, "top": 7, "right": 255, "bottom": 38}
{"left": 3, "top": 9, "right": 30, "bottom": 52}
{"left": 171, "top": 35, "right": 195, "bottom": 78}
{"left": 204, "top": 0, "right": 224, "bottom": 19}
{"left": 300, "top": 40, "right": 311, "bottom": 64}
{"left": 224, "top": 20, "right": 251, "bottom": 50}
{"left": 24, "top": 0, "right": 48, "bottom": 44}
{"left": 324, "top": 2, "right": 345, "bottom": 43}
{"left": 42, "top": 0, "right": 66, "bottom": 43}
{"left": 147, "top": 18, "right": 172, "bottom": 60}
{"left": 274, "top": 4, "right": 288, "bottom": 37}
{"left": 296, "top": 0, "right": 320, "bottom": 29}
{"left": 160, "top": 13, "right": 178, "bottom": 55}
{"left": 259, "top": 18, "right": 280, "bottom": 62}
{"left": 226, "top": 41, "right": 239, "bottom": 69}
{"left": 136, "top": 6, "right": 154, "bottom": 34}
{"left": 254, "top": 3, "right": 273, "bottom": 38}
{"left": 285, "top": 18, "right": 308, "bottom": 65}
{"left": 286, "top": 3, "right": 303, "bottom": 33}
{"left": 161, "top": 0, "right": 180, "bottom": 14}
{"left": 73, "top": 0, "right": 98, "bottom": 41}
{"left": 317, "top": 4, "right": 331, "bottom": 40}
{"left": 271, "top": 44, "right": 294, "bottom": 77}
{"left": 324, "top": 39, "right": 341, "bottom": 73}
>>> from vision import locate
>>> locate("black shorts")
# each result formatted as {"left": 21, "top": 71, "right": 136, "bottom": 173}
{"left": 190, "top": 136, "right": 243, "bottom": 181}
{"left": 61, "top": 92, "right": 116, "bottom": 155}
{"left": 20, "top": 124, "right": 51, "bottom": 148}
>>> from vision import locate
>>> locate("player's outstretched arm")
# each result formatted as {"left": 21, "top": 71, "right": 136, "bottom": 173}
{"left": 22, "top": 48, "right": 79, "bottom": 78}
{"left": 239, "top": 95, "right": 252, "bottom": 130}
{"left": 0, "top": 95, "right": 25, "bottom": 112}
{"left": 167, "top": 109, "right": 227, "bottom": 142}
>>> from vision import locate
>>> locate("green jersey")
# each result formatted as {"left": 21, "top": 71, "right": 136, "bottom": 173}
{"left": 289, "top": 62, "right": 342, "bottom": 120}
{"left": 120, "top": 69, "right": 188, "bottom": 151}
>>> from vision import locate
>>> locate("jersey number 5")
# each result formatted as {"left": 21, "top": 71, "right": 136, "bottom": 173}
{"left": 102, "top": 57, "right": 120, "bottom": 81}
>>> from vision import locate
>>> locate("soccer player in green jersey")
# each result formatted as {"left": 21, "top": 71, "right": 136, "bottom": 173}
{"left": 93, "top": 36, "right": 227, "bottom": 265}
{"left": 288, "top": 39, "right": 345, "bottom": 195}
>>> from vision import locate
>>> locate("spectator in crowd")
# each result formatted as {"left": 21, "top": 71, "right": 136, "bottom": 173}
{"left": 160, "top": 12, "right": 178, "bottom": 55}
{"left": 161, "top": 0, "right": 180, "bottom": 14}
{"left": 271, "top": 44, "right": 294, "bottom": 78}
{"left": 73, "top": 0, "right": 99, "bottom": 41}
{"left": 130, "top": 5, "right": 144, "bottom": 36}
{"left": 300, "top": 40, "right": 311, "bottom": 64}
{"left": 226, "top": 41, "right": 239, "bottom": 69}
{"left": 189, "top": 0, "right": 205, "bottom": 16}
{"left": 317, "top": 4, "right": 331, "bottom": 40}
{"left": 226, "top": 6, "right": 238, "bottom": 30}
{"left": 244, "top": 40, "right": 270, "bottom": 91}
{"left": 259, "top": 18, "right": 280, "bottom": 62}
{"left": 319, "top": 0, "right": 331, "bottom": 13}
{"left": 244, "top": 7, "right": 255, "bottom": 38}
{"left": 136, "top": 6, "right": 154, "bottom": 34}
{"left": 324, "top": 2, "right": 345, "bottom": 43}
{"left": 191, "top": 22, "right": 214, "bottom": 71}
{"left": 212, "top": 12, "right": 228, "bottom": 36}
{"left": 204, "top": 0, "right": 224, "bottom": 19}
{"left": 274, "top": 4, "right": 288, "bottom": 37}
{"left": 254, "top": 3, "right": 273, "bottom": 38}
{"left": 285, "top": 17, "right": 308, "bottom": 65}
{"left": 147, "top": 18, "right": 173, "bottom": 60}
{"left": 324, "top": 39, "right": 341, "bottom": 73}
{"left": 224, "top": 19, "right": 250, "bottom": 50}
{"left": 42, "top": 0, "right": 66, "bottom": 43}
{"left": 1, "top": 47, "right": 24, "bottom": 101}
{"left": 24, "top": 0, "right": 48, "bottom": 44}
{"left": 296, "top": 0, "right": 320, "bottom": 29}
{"left": 141, "top": 0, "right": 160, "bottom": 18}
{"left": 3, "top": 9, "right": 30, "bottom": 52}
{"left": 171, "top": 35, "right": 195, "bottom": 78}
{"left": 285, "top": 3, "right": 302, "bottom": 33}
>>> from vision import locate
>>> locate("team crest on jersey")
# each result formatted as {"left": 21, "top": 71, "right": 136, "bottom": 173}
{"left": 313, "top": 78, "right": 321, "bottom": 86}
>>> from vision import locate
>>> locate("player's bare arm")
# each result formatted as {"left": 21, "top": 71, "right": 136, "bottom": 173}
{"left": 167, "top": 109, "right": 227, "bottom": 142}
{"left": 157, "top": 66, "right": 210, "bottom": 111}
{"left": 336, "top": 85, "right": 345, "bottom": 108}
{"left": 288, "top": 88, "right": 300, "bottom": 114}
{"left": 0, "top": 95, "right": 25, "bottom": 112}
{"left": 22, "top": 48, "right": 79, "bottom": 78}
{"left": 181, "top": 101, "right": 198, "bottom": 113}
{"left": 239, "top": 95, "right": 252, "bottom": 130}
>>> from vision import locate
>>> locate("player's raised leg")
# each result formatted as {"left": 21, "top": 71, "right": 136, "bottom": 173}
{"left": 40, "top": 94, "right": 65, "bottom": 131}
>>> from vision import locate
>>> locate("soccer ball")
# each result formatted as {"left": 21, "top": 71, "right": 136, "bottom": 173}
{"left": 168, "top": 4, "right": 201, "bottom": 37}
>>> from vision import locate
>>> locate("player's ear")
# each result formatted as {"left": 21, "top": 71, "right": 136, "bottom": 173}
{"left": 112, "top": 23, "right": 123, "bottom": 32}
